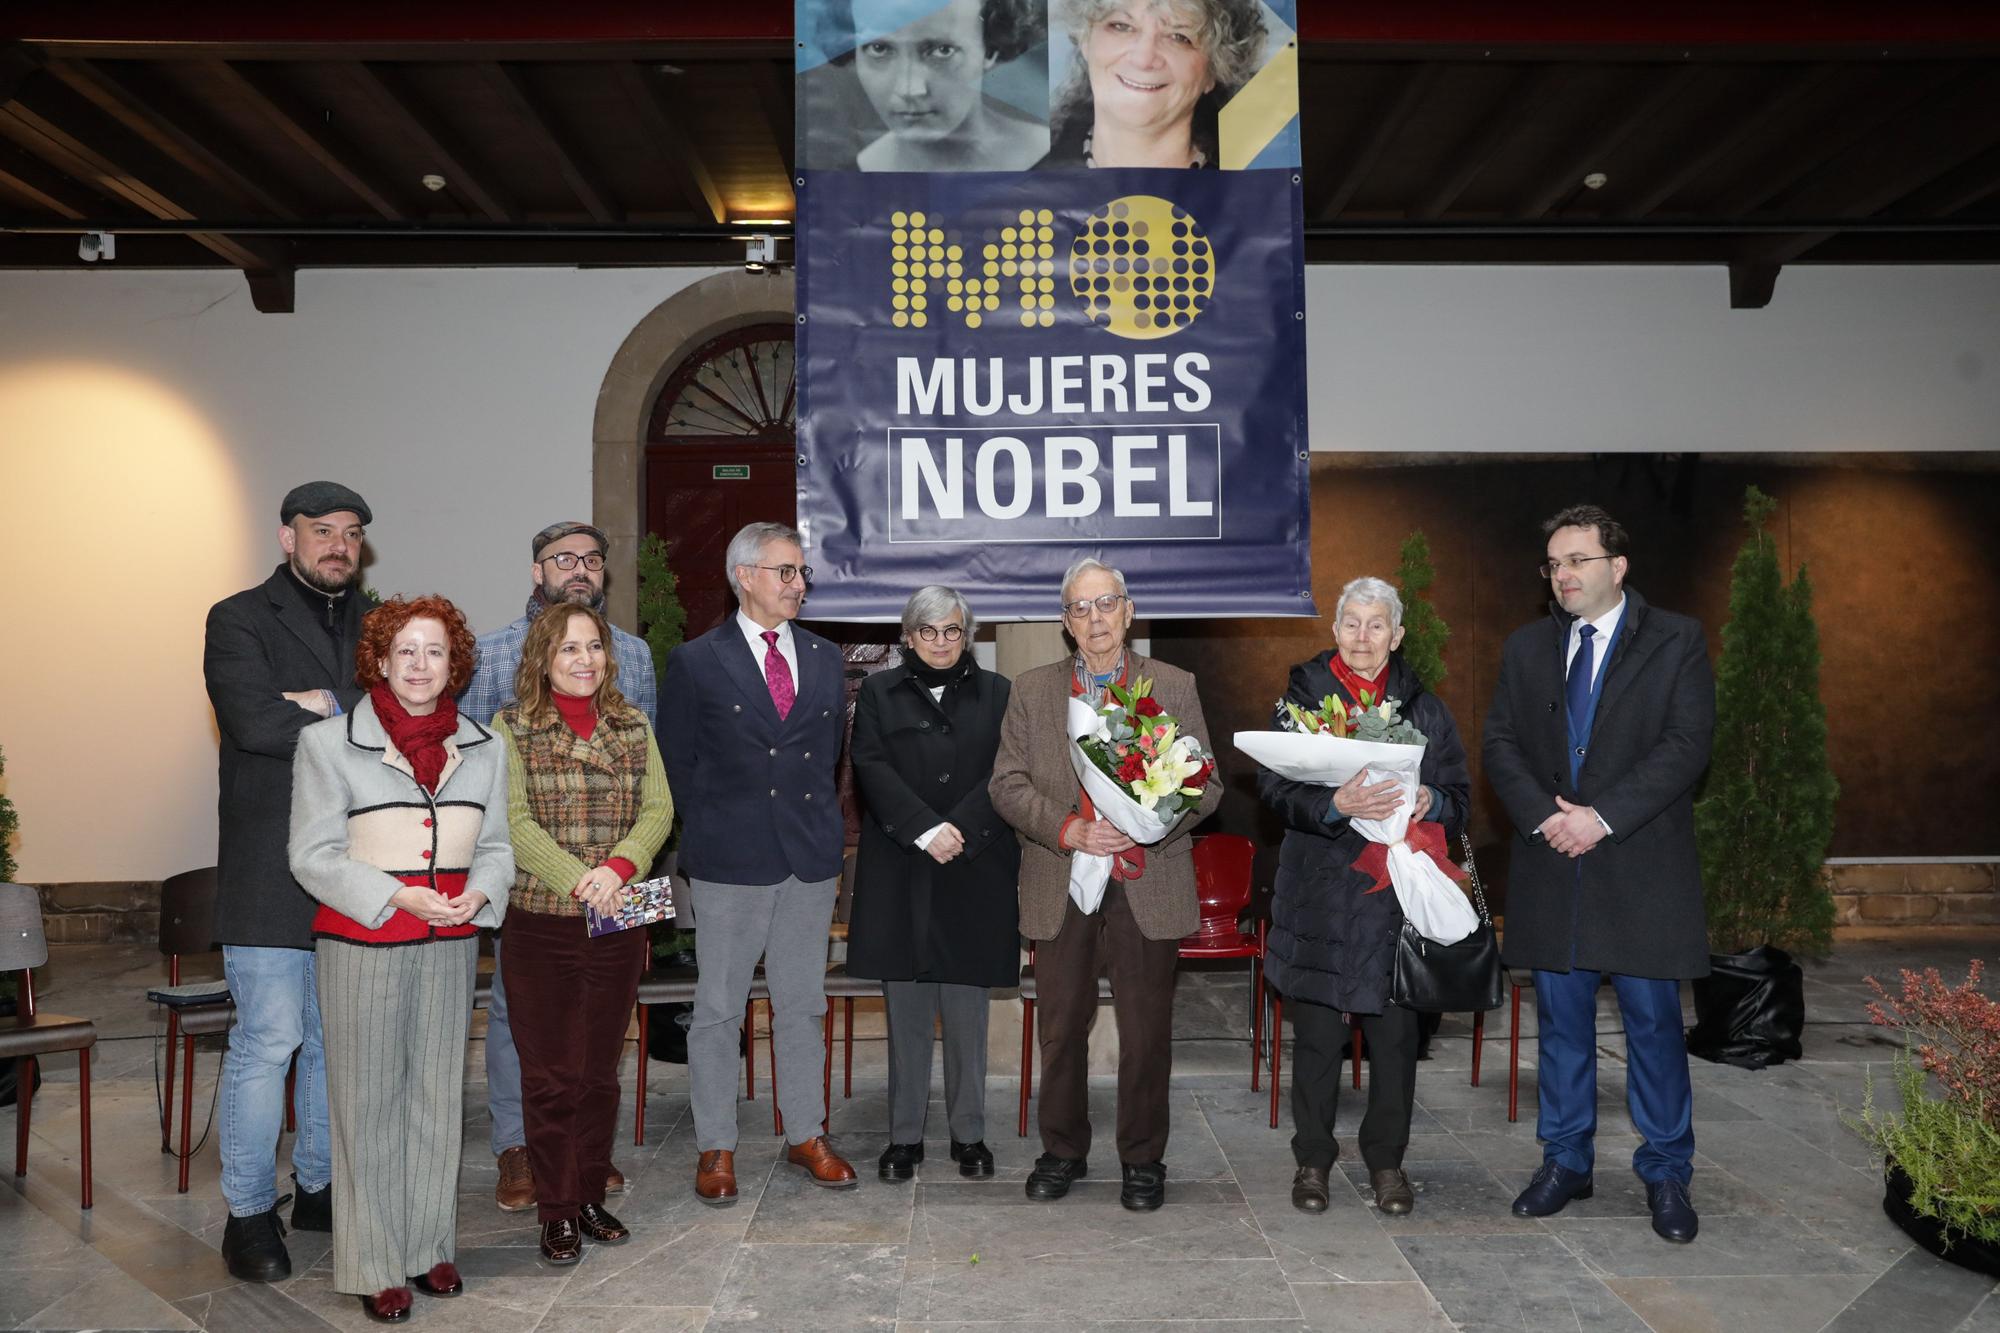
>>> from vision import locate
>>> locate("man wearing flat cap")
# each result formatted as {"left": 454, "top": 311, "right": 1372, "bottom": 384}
{"left": 459, "top": 519, "right": 658, "bottom": 1213}
{"left": 203, "top": 480, "right": 376, "bottom": 1282}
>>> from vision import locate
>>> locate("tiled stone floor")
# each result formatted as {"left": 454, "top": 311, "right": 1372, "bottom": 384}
{"left": 2, "top": 931, "right": 1996, "bottom": 1331}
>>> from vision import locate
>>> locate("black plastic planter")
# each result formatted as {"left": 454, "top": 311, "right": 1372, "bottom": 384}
{"left": 1686, "top": 943, "right": 1805, "bottom": 1070}
{"left": 1883, "top": 1160, "right": 2000, "bottom": 1278}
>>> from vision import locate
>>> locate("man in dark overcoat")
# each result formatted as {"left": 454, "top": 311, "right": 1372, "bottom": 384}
{"left": 1484, "top": 503, "right": 1714, "bottom": 1244}
{"left": 202, "top": 481, "right": 376, "bottom": 1281}
{"left": 661, "top": 521, "right": 858, "bottom": 1204}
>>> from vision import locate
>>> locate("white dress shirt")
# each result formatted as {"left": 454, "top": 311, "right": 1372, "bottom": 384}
{"left": 736, "top": 610, "right": 798, "bottom": 688}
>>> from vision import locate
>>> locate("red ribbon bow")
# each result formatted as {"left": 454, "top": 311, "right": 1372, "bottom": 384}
{"left": 1355, "top": 820, "right": 1458, "bottom": 896}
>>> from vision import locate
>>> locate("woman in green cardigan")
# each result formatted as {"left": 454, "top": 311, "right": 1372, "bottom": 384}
{"left": 493, "top": 602, "right": 673, "bottom": 1265}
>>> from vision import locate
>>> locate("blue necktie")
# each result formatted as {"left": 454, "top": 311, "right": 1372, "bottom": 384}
{"left": 1565, "top": 622, "right": 1597, "bottom": 725}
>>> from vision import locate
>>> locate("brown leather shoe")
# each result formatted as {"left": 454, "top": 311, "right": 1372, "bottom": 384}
{"left": 695, "top": 1149, "right": 739, "bottom": 1206}
{"left": 1371, "top": 1166, "right": 1415, "bottom": 1215}
{"left": 606, "top": 1163, "right": 626, "bottom": 1195}
{"left": 495, "top": 1146, "right": 535, "bottom": 1213}
{"left": 786, "top": 1135, "right": 859, "bottom": 1189}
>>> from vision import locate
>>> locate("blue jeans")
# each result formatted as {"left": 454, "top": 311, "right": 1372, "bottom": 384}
{"left": 483, "top": 935, "right": 526, "bottom": 1154}
{"left": 218, "top": 945, "right": 331, "bottom": 1216}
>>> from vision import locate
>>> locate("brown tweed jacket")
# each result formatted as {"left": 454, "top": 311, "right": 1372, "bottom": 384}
{"left": 990, "top": 652, "right": 1222, "bottom": 942}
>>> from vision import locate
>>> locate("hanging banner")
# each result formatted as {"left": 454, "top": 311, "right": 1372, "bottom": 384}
{"left": 795, "top": 0, "right": 1311, "bottom": 620}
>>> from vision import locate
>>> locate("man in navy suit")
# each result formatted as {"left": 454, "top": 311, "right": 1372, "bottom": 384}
{"left": 662, "top": 522, "right": 858, "bottom": 1202}
{"left": 1484, "top": 504, "right": 1714, "bottom": 1244}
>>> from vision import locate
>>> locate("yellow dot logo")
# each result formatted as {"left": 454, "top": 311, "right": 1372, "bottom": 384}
{"left": 1069, "top": 196, "right": 1214, "bottom": 340}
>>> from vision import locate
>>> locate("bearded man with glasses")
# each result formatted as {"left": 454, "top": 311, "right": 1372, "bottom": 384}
{"left": 990, "top": 557, "right": 1221, "bottom": 1212}
{"left": 1484, "top": 503, "right": 1715, "bottom": 1245}
{"left": 458, "top": 520, "right": 657, "bottom": 1213}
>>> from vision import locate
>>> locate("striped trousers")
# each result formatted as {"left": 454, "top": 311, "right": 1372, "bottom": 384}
{"left": 316, "top": 936, "right": 475, "bottom": 1295}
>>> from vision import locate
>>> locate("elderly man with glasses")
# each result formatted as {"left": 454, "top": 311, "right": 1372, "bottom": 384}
{"left": 459, "top": 520, "right": 658, "bottom": 1213}
{"left": 990, "top": 557, "right": 1221, "bottom": 1211}
{"left": 662, "top": 522, "right": 859, "bottom": 1203}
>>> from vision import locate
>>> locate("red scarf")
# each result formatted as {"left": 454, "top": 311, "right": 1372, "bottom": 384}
{"left": 369, "top": 682, "right": 458, "bottom": 793}
{"left": 1071, "top": 660, "right": 1145, "bottom": 883}
{"left": 1329, "top": 653, "right": 1387, "bottom": 707}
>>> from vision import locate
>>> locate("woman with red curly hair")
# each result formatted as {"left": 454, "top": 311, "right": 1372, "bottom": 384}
{"left": 289, "top": 594, "right": 514, "bottom": 1323}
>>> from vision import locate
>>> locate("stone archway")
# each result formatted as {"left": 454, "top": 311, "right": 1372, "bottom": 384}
{"left": 592, "top": 269, "right": 797, "bottom": 629}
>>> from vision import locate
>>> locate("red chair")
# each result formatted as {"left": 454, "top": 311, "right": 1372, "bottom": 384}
{"left": 1178, "top": 833, "right": 1269, "bottom": 1093}
{"left": 1, "top": 882, "right": 96, "bottom": 1209}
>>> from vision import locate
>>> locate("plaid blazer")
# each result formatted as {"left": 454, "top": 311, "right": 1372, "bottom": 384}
{"left": 989, "top": 652, "right": 1222, "bottom": 942}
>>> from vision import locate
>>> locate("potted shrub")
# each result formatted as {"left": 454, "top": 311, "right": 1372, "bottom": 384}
{"left": 1856, "top": 961, "right": 2000, "bottom": 1276}
{"left": 636, "top": 535, "right": 696, "bottom": 1060}
{"left": 1686, "top": 487, "right": 1838, "bottom": 1069}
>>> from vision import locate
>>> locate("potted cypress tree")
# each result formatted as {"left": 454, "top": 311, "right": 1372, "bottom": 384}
{"left": 635, "top": 536, "right": 696, "bottom": 1061}
{"left": 1394, "top": 530, "right": 1449, "bottom": 690}
{"left": 1686, "top": 486, "right": 1838, "bottom": 1068}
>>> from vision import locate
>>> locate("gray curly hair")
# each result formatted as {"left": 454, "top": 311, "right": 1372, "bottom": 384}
{"left": 1055, "top": 0, "right": 1270, "bottom": 98}
{"left": 1334, "top": 576, "right": 1404, "bottom": 633}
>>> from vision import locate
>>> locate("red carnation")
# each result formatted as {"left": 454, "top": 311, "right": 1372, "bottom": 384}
{"left": 1117, "top": 752, "right": 1147, "bottom": 782}
{"left": 1186, "top": 760, "right": 1215, "bottom": 788}
{"left": 1133, "top": 695, "right": 1164, "bottom": 718}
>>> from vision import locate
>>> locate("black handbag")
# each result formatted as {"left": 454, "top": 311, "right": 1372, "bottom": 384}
{"left": 1391, "top": 832, "right": 1504, "bottom": 1012}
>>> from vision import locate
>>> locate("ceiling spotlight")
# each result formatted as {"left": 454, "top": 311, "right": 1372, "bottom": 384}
{"left": 1582, "top": 172, "right": 1609, "bottom": 190}
{"left": 421, "top": 173, "right": 447, "bottom": 192}
{"left": 78, "top": 231, "right": 115, "bottom": 262}
{"left": 744, "top": 232, "right": 778, "bottom": 273}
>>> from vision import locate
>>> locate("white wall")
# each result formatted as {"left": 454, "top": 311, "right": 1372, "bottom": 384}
{"left": 0, "top": 261, "right": 1995, "bottom": 883}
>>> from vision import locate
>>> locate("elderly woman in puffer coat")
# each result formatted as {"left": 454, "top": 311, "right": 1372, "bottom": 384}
{"left": 1254, "top": 576, "right": 1469, "bottom": 1221}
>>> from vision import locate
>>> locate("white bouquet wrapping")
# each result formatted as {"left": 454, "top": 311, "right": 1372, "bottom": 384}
{"left": 1235, "top": 699, "right": 1476, "bottom": 945}
{"left": 1064, "top": 686, "right": 1216, "bottom": 915}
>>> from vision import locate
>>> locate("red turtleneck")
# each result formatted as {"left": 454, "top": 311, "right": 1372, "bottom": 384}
{"left": 550, "top": 690, "right": 637, "bottom": 885}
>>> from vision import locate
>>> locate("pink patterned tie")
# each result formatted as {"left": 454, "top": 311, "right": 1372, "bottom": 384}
{"left": 761, "top": 630, "right": 794, "bottom": 720}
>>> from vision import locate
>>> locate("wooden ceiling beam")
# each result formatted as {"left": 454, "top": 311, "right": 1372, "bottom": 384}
{"left": 1515, "top": 64, "right": 1699, "bottom": 218}
{"left": 203, "top": 59, "right": 407, "bottom": 220}
{"left": 744, "top": 57, "right": 796, "bottom": 190}
{"left": 1412, "top": 63, "right": 1571, "bottom": 219}
{"left": 0, "top": 136, "right": 95, "bottom": 216}
{"left": 345, "top": 61, "right": 514, "bottom": 223}
{"left": 1614, "top": 62, "right": 1843, "bottom": 218}
{"left": 1884, "top": 141, "right": 2000, "bottom": 219}
{"left": 1305, "top": 63, "right": 1441, "bottom": 220}
{"left": 614, "top": 61, "right": 726, "bottom": 224}
{"left": 44, "top": 58, "right": 299, "bottom": 218}
{"left": 481, "top": 61, "right": 619, "bottom": 222}
{"left": 0, "top": 98, "right": 288, "bottom": 279}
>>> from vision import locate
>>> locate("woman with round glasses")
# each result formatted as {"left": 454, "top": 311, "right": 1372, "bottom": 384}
{"left": 848, "top": 585, "right": 1020, "bottom": 1182}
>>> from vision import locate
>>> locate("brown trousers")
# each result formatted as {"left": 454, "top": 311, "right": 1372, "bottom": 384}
{"left": 501, "top": 908, "right": 646, "bottom": 1223}
{"left": 1034, "top": 881, "right": 1179, "bottom": 1165}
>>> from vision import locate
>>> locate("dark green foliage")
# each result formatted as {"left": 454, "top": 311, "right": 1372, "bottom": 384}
{"left": 0, "top": 743, "right": 17, "bottom": 885}
{"left": 636, "top": 533, "right": 687, "bottom": 683}
{"left": 1858, "top": 1051, "right": 2000, "bottom": 1249}
{"left": 1395, "top": 530, "right": 1450, "bottom": 690}
{"left": 1694, "top": 486, "right": 1839, "bottom": 956}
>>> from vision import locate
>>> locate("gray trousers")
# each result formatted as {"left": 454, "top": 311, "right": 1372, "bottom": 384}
{"left": 883, "top": 979, "right": 990, "bottom": 1145}
{"left": 317, "top": 936, "right": 474, "bottom": 1296}
{"left": 687, "top": 875, "right": 837, "bottom": 1151}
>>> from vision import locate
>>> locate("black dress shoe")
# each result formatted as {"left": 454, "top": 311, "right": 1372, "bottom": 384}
{"left": 359, "top": 1288, "right": 413, "bottom": 1323}
{"left": 950, "top": 1139, "right": 995, "bottom": 1178}
{"left": 411, "top": 1262, "right": 463, "bottom": 1296}
{"left": 1024, "top": 1153, "right": 1087, "bottom": 1201}
{"left": 578, "top": 1202, "right": 630, "bottom": 1244}
{"left": 1120, "top": 1160, "right": 1167, "bottom": 1212}
{"left": 879, "top": 1141, "right": 924, "bottom": 1180}
{"left": 539, "top": 1217, "right": 583, "bottom": 1265}
{"left": 1646, "top": 1178, "right": 1699, "bottom": 1243}
{"left": 1511, "top": 1161, "right": 1594, "bottom": 1218}
{"left": 221, "top": 1208, "right": 292, "bottom": 1283}
{"left": 1290, "top": 1164, "right": 1331, "bottom": 1213}
{"left": 289, "top": 1174, "right": 332, "bottom": 1232}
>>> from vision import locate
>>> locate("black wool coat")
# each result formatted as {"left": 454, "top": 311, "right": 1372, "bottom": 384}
{"left": 1256, "top": 651, "right": 1469, "bottom": 1014}
{"left": 204, "top": 565, "right": 374, "bottom": 949}
{"left": 846, "top": 658, "right": 1021, "bottom": 988}
{"left": 1483, "top": 587, "right": 1715, "bottom": 980}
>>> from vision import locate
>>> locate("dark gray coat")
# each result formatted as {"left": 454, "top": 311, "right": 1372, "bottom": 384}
{"left": 1257, "top": 652, "right": 1469, "bottom": 1014}
{"left": 1483, "top": 587, "right": 1715, "bottom": 980}
{"left": 204, "top": 565, "right": 374, "bottom": 949}
{"left": 846, "top": 660, "right": 1021, "bottom": 988}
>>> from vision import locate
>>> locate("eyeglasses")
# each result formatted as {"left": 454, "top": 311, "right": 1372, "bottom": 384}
{"left": 541, "top": 551, "right": 605, "bottom": 571}
{"left": 1062, "top": 593, "right": 1128, "bottom": 620}
{"left": 1538, "top": 555, "right": 1617, "bottom": 578}
{"left": 749, "top": 563, "right": 814, "bottom": 584}
{"left": 915, "top": 624, "right": 964, "bottom": 643}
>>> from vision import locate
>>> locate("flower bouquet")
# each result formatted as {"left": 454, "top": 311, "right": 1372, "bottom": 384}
{"left": 1065, "top": 678, "right": 1215, "bottom": 913}
{"left": 1234, "top": 689, "right": 1476, "bottom": 945}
